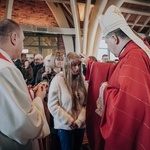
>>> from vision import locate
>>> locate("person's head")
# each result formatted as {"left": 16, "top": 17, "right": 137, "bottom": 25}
{"left": 50, "top": 51, "right": 64, "bottom": 69}
{"left": 34, "top": 54, "right": 43, "bottom": 65}
{"left": 105, "top": 28, "right": 131, "bottom": 56}
{"left": 0, "top": 19, "right": 24, "bottom": 60}
{"left": 102, "top": 54, "right": 109, "bottom": 62}
{"left": 44, "top": 54, "right": 51, "bottom": 73}
{"left": 100, "top": 5, "right": 150, "bottom": 57}
{"left": 89, "top": 56, "right": 97, "bottom": 62}
{"left": 63, "top": 52, "right": 86, "bottom": 110}
{"left": 64, "top": 52, "right": 82, "bottom": 78}
{"left": 24, "top": 60, "right": 30, "bottom": 68}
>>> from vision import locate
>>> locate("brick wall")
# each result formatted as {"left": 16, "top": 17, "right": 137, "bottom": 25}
{"left": 0, "top": 0, "right": 58, "bottom": 27}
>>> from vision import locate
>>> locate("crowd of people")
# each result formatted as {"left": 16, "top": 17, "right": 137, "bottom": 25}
{"left": 0, "top": 5, "right": 150, "bottom": 150}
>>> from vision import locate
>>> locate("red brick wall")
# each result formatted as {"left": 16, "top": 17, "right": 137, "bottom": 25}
{"left": 0, "top": 0, "right": 58, "bottom": 27}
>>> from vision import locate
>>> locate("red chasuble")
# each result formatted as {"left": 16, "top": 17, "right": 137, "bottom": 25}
{"left": 85, "top": 60, "right": 115, "bottom": 150}
{"left": 101, "top": 41, "right": 150, "bottom": 150}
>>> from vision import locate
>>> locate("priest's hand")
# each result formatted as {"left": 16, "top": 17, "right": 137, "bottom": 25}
{"left": 33, "top": 82, "right": 47, "bottom": 100}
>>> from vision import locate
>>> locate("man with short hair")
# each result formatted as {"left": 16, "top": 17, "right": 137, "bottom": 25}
{"left": 34, "top": 54, "right": 43, "bottom": 66}
{"left": 0, "top": 19, "right": 50, "bottom": 150}
{"left": 84, "top": 5, "right": 150, "bottom": 150}
{"left": 30, "top": 53, "right": 44, "bottom": 86}
{"left": 101, "top": 54, "right": 109, "bottom": 62}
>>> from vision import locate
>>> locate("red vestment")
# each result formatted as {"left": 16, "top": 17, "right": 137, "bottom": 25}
{"left": 86, "top": 40, "right": 150, "bottom": 150}
{"left": 101, "top": 41, "right": 150, "bottom": 150}
{"left": 85, "top": 60, "right": 114, "bottom": 150}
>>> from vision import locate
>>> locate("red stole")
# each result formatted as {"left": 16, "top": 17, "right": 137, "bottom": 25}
{"left": 0, "top": 53, "right": 10, "bottom": 62}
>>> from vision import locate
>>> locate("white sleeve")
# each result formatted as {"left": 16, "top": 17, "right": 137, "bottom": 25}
{"left": 75, "top": 107, "right": 86, "bottom": 127}
{"left": 48, "top": 76, "right": 74, "bottom": 126}
{"left": 0, "top": 67, "right": 50, "bottom": 145}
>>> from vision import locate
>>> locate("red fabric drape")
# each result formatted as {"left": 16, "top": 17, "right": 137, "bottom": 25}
{"left": 85, "top": 60, "right": 114, "bottom": 150}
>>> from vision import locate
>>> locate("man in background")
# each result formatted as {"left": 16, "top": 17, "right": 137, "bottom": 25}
{"left": 101, "top": 54, "right": 109, "bottom": 62}
{"left": 30, "top": 53, "right": 43, "bottom": 86}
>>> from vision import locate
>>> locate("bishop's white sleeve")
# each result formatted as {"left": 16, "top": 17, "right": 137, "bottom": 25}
{"left": 0, "top": 66, "right": 50, "bottom": 145}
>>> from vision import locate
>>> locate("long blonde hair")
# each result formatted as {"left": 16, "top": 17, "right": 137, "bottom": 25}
{"left": 63, "top": 52, "right": 86, "bottom": 110}
{"left": 50, "top": 51, "right": 64, "bottom": 69}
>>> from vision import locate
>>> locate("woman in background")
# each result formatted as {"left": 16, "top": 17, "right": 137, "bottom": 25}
{"left": 42, "top": 51, "right": 64, "bottom": 150}
{"left": 42, "top": 51, "right": 64, "bottom": 84}
{"left": 48, "top": 52, "right": 87, "bottom": 150}
{"left": 22, "top": 59, "right": 33, "bottom": 85}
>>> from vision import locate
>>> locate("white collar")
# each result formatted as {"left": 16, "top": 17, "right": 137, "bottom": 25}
{"left": 0, "top": 49, "right": 14, "bottom": 64}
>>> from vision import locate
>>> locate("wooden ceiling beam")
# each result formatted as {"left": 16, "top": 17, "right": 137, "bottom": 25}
{"left": 128, "top": 23, "right": 150, "bottom": 28}
{"left": 39, "top": 0, "right": 70, "bottom": 4}
{"left": 124, "top": 0, "right": 150, "bottom": 7}
{"left": 82, "top": 0, "right": 91, "bottom": 54}
{"left": 70, "top": 0, "right": 82, "bottom": 53}
{"left": 22, "top": 26, "right": 75, "bottom": 35}
{"left": 46, "top": 1, "right": 75, "bottom": 53}
{"left": 138, "top": 16, "right": 150, "bottom": 33}
{"left": 125, "top": 13, "right": 131, "bottom": 21}
{"left": 120, "top": 7, "right": 150, "bottom": 16}
{"left": 131, "top": 15, "right": 141, "bottom": 29}
{"left": 61, "top": 3, "right": 74, "bottom": 27}
{"left": 5, "top": 0, "right": 14, "bottom": 19}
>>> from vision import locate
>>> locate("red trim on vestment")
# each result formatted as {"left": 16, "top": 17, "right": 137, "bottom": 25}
{"left": 0, "top": 53, "right": 10, "bottom": 62}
